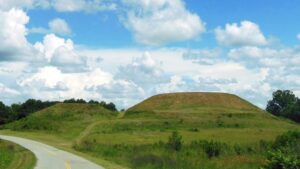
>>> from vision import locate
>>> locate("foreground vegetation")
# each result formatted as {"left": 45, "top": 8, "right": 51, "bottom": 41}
{"left": 0, "top": 92, "right": 300, "bottom": 169}
{"left": 0, "top": 139, "right": 36, "bottom": 169}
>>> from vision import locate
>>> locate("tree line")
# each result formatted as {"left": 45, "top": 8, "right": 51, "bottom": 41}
{"left": 0, "top": 98, "right": 117, "bottom": 125}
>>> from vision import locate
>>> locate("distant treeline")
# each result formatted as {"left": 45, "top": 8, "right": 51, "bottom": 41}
{"left": 63, "top": 99, "right": 117, "bottom": 111}
{"left": 0, "top": 99, "right": 117, "bottom": 125}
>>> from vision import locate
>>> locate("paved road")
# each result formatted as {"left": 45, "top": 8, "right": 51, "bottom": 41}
{"left": 0, "top": 135, "right": 104, "bottom": 169}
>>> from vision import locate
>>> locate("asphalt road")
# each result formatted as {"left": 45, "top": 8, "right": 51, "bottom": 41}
{"left": 0, "top": 135, "right": 104, "bottom": 169}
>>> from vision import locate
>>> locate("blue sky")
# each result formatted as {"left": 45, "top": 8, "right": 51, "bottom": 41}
{"left": 0, "top": 0, "right": 299, "bottom": 109}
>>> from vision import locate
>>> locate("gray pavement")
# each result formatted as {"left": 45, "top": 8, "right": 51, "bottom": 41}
{"left": 0, "top": 135, "right": 104, "bottom": 169}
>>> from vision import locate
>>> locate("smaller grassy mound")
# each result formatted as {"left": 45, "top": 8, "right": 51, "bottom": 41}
{"left": 4, "top": 103, "right": 117, "bottom": 139}
{"left": 0, "top": 139, "right": 36, "bottom": 169}
{"left": 128, "top": 92, "right": 260, "bottom": 112}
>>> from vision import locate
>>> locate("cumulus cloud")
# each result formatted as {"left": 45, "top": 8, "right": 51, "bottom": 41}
{"left": 31, "top": 18, "right": 72, "bottom": 36}
{"left": 52, "top": 0, "right": 117, "bottom": 12}
{"left": 215, "top": 21, "right": 267, "bottom": 46}
{"left": 0, "top": 8, "right": 37, "bottom": 61}
{"left": 0, "top": 0, "right": 116, "bottom": 12}
{"left": 92, "top": 80, "right": 145, "bottom": 108}
{"left": 122, "top": 0, "right": 206, "bottom": 45}
{"left": 0, "top": 83, "right": 20, "bottom": 96}
{"left": 0, "top": 0, "right": 50, "bottom": 11}
{"left": 49, "top": 18, "right": 71, "bottom": 35}
{"left": 182, "top": 49, "right": 222, "bottom": 65}
{"left": 116, "top": 52, "right": 167, "bottom": 89}
{"left": 228, "top": 46, "right": 300, "bottom": 68}
{"left": 34, "top": 34, "right": 87, "bottom": 72}
{"left": 19, "top": 66, "right": 113, "bottom": 100}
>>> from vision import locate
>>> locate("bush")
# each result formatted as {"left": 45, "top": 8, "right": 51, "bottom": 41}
{"left": 261, "top": 131, "right": 300, "bottom": 169}
{"left": 272, "top": 131, "right": 300, "bottom": 150}
{"left": 191, "top": 140, "right": 225, "bottom": 158}
{"left": 233, "top": 144, "right": 244, "bottom": 155}
{"left": 203, "top": 141, "right": 223, "bottom": 158}
{"left": 262, "top": 150, "right": 300, "bottom": 169}
{"left": 167, "top": 131, "right": 183, "bottom": 151}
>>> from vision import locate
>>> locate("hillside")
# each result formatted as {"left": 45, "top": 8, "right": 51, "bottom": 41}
{"left": 126, "top": 92, "right": 263, "bottom": 118}
{"left": 128, "top": 92, "right": 259, "bottom": 111}
{"left": 4, "top": 103, "right": 117, "bottom": 140}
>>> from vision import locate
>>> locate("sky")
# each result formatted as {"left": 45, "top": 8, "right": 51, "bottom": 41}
{"left": 0, "top": 0, "right": 300, "bottom": 109}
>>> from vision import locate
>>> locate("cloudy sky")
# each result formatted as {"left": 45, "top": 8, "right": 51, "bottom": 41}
{"left": 0, "top": 0, "right": 300, "bottom": 109}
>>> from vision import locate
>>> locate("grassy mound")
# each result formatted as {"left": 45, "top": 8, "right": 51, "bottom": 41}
{"left": 0, "top": 139, "right": 36, "bottom": 169}
{"left": 4, "top": 103, "right": 117, "bottom": 139}
{"left": 128, "top": 92, "right": 259, "bottom": 111}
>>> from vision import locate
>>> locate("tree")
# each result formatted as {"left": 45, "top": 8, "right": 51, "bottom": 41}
{"left": 0, "top": 101, "right": 10, "bottom": 124}
{"left": 266, "top": 90, "right": 300, "bottom": 123}
{"left": 104, "top": 102, "right": 117, "bottom": 111}
{"left": 266, "top": 90, "right": 297, "bottom": 116}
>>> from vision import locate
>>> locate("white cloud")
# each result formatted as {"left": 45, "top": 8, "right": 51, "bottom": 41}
{"left": 297, "top": 33, "right": 300, "bottom": 40}
{"left": 0, "top": 8, "right": 35, "bottom": 61}
{"left": 215, "top": 21, "right": 267, "bottom": 46}
{"left": 182, "top": 48, "right": 222, "bottom": 65}
{"left": 34, "top": 34, "right": 87, "bottom": 72}
{"left": 0, "top": 0, "right": 115, "bottom": 12}
{"left": 0, "top": 83, "right": 20, "bottom": 96}
{"left": 228, "top": 47, "right": 277, "bottom": 59}
{"left": 19, "top": 66, "right": 113, "bottom": 99}
{"left": 122, "top": 0, "right": 206, "bottom": 45}
{"left": 0, "top": 0, "right": 50, "bottom": 11}
{"left": 52, "top": 0, "right": 117, "bottom": 12}
{"left": 49, "top": 18, "right": 71, "bottom": 35}
{"left": 31, "top": 18, "right": 71, "bottom": 36}
{"left": 155, "top": 75, "right": 186, "bottom": 93}
{"left": 228, "top": 46, "right": 300, "bottom": 68}
{"left": 116, "top": 51, "right": 167, "bottom": 88}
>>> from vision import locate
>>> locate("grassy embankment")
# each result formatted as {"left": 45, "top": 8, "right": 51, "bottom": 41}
{"left": 1, "top": 92, "right": 300, "bottom": 169}
{"left": 0, "top": 139, "right": 36, "bottom": 169}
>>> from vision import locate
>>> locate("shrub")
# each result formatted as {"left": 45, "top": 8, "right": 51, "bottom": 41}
{"left": 233, "top": 144, "right": 244, "bottom": 155}
{"left": 167, "top": 131, "right": 183, "bottom": 151}
{"left": 191, "top": 140, "right": 225, "bottom": 158}
{"left": 262, "top": 150, "right": 300, "bottom": 169}
{"left": 272, "top": 131, "right": 300, "bottom": 150}
{"left": 203, "top": 141, "right": 223, "bottom": 158}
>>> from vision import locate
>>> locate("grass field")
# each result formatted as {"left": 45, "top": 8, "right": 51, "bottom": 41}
{"left": 1, "top": 92, "right": 300, "bottom": 169}
{"left": 0, "top": 139, "right": 36, "bottom": 169}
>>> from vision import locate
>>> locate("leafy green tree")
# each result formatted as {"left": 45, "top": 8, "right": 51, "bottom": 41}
{"left": 0, "top": 101, "right": 11, "bottom": 124}
{"left": 266, "top": 90, "right": 300, "bottom": 122}
{"left": 266, "top": 90, "right": 297, "bottom": 116}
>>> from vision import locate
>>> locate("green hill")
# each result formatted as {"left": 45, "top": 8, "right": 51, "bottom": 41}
{"left": 4, "top": 103, "right": 117, "bottom": 140}
{"left": 128, "top": 92, "right": 259, "bottom": 112}
{"left": 1, "top": 93, "right": 300, "bottom": 169}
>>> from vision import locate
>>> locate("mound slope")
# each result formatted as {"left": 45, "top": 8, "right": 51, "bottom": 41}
{"left": 128, "top": 92, "right": 260, "bottom": 112}
{"left": 4, "top": 103, "right": 117, "bottom": 139}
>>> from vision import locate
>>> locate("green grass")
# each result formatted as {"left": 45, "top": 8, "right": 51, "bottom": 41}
{"left": 0, "top": 139, "right": 36, "bottom": 169}
{"left": 127, "top": 92, "right": 260, "bottom": 112}
{"left": 1, "top": 93, "right": 300, "bottom": 169}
